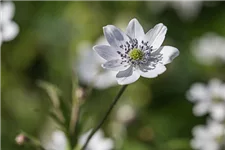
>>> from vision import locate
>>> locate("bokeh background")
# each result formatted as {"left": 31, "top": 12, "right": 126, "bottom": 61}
{"left": 1, "top": 1, "right": 225, "bottom": 150}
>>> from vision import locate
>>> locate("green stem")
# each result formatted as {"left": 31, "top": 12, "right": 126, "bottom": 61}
{"left": 81, "top": 85, "right": 128, "bottom": 150}
{"left": 69, "top": 77, "right": 79, "bottom": 135}
{"left": 20, "top": 131, "right": 46, "bottom": 150}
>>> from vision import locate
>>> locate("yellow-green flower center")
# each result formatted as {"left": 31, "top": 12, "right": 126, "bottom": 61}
{"left": 129, "top": 48, "right": 143, "bottom": 60}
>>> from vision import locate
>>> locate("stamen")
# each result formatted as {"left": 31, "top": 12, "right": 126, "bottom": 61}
{"left": 117, "top": 38, "right": 160, "bottom": 69}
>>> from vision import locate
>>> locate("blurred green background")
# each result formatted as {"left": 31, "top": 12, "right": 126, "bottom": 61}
{"left": 1, "top": 1, "right": 225, "bottom": 150}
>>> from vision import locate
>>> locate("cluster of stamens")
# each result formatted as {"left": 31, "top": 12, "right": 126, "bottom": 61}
{"left": 117, "top": 38, "right": 162, "bottom": 70}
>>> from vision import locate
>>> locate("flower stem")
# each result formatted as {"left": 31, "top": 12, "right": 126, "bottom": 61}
{"left": 81, "top": 85, "right": 128, "bottom": 150}
{"left": 18, "top": 131, "right": 46, "bottom": 150}
{"left": 69, "top": 77, "right": 80, "bottom": 135}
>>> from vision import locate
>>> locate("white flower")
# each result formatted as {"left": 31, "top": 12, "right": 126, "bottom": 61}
{"left": 79, "top": 129, "right": 114, "bottom": 150}
{"left": 42, "top": 129, "right": 113, "bottom": 150}
{"left": 94, "top": 18, "right": 179, "bottom": 85}
{"left": 42, "top": 130, "right": 68, "bottom": 150}
{"left": 116, "top": 104, "right": 136, "bottom": 124}
{"left": 150, "top": 1, "right": 203, "bottom": 21}
{"left": 191, "top": 120, "right": 225, "bottom": 150}
{"left": 0, "top": 2, "right": 19, "bottom": 47}
{"left": 77, "top": 38, "right": 117, "bottom": 89}
{"left": 147, "top": 0, "right": 220, "bottom": 21}
{"left": 187, "top": 79, "right": 225, "bottom": 121}
{"left": 191, "top": 33, "right": 225, "bottom": 65}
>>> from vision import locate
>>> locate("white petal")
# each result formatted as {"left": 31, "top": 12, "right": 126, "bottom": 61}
{"left": 139, "top": 63, "right": 166, "bottom": 78}
{"left": 2, "top": 21, "right": 19, "bottom": 41}
{"left": 209, "top": 104, "right": 225, "bottom": 122}
{"left": 116, "top": 66, "right": 140, "bottom": 85}
{"left": 42, "top": 130, "right": 67, "bottom": 150}
{"left": 103, "top": 25, "right": 130, "bottom": 50}
{"left": 1, "top": 2, "right": 15, "bottom": 22}
{"left": 94, "top": 71, "right": 117, "bottom": 89}
{"left": 192, "top": 125, "right": 206, "bottom": 137}
{"left": 97, "top": 138, "right": 114, "bottom": 150}
{"left": 208, "top": 78, "right": 223, "bottom": 98}
{"left": 93, "top": 45, "right": 120, "bottom": 61}
{"left": 155, "top": 46, "right": 179, "bottom": 65}
{"left": 77, "top": 43, "right": 105, "bottom": 84}
{"left": 207, "top": 119, "right": 224, "bottom": 136}
{"left": 145, "top": 23, "right": 167, "bottom": 49}
{"left": 186, "top": 83, "right": 209, "bottom": 102}
{"left": 102, "top": 59, "right": 129, "bottom": 71}
{"left": 116, "top": 104, "right": 135, "bottom": 123}
{"left": 193, "top": 102, "right": 210, "bottom": 116}
{"left": 126, "top": 18, "right": 145, "bottom": 40}
{"left": 79, "top": 129, "right": 114, "bottom": 150}
{"left": 190, "top": 139, "right": 202, "bottom": 149}
{"left": 203, "top": 142, "right": 220, "bottom": 150}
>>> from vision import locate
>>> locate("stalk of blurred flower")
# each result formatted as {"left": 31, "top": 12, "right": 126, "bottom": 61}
{"left": 69, "top": 77, "right": 84, "bottom": 138}
{"left": 38, "top": 81, "right": 65, "bottom": 128}
{"left": 191, "top": 33, "right": 225, "bottom": 65}
{"left": 41, "top": 129, "right": 113, "bottom": 150}
{"left": 0, "top": 1, "right": 19, "bottom": 47}
{"left": 15, "top": 131, "right": 46, "bottom": 150}
{"left": 191, "top": 119, "right": 225, "bottom": 150}
{"left": 186, "top": 79, "right": 225, "bottom": 121}
{"left": 82, "top": 18, "right": 179, "bottom": 149}
{"left": 147, "top": 0, "right": 220, "bottom": 21}
{"left": 37, "top": 80, "right": 82, "bottom": 149}
{"left": 111, "top": 103, "right": 136, "bottom": 149}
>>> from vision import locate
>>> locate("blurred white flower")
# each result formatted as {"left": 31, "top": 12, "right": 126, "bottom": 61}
{"left": 79, "top": 129, "right": 114, "bottom": 150}
{"left": 150, "top": 1, "right": 203, "bottom": 21}
{"left": 187, "top": 79, "right": 225, "bottom": 121}
{"left": 191, "top": 33, "right": 225, "bottom": 65}
{"left": 0, "top": 2, "right": 19, "bottom": 47}
{"left": 116, "top": 104, "right": 136, "bottom": 124}
{"left": 191, "top": 120, "right": 225, "bottom": 150}
{"left": 94, "top": 18, "right": 179, "bottom": 85}
{"left": 43, "top": 130, "right": 68, "bottom": 150}
{"left": 77, "top": 38, "right": 117, "bottom": 89}
{"left": 42, "top": 129, "right": 113, "bottom": 150}
{"left": 147, "top": 0, "right": 220, "bottom": 21}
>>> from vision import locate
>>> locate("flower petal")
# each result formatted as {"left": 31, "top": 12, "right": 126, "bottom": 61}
{"left": 139, "top": 63, "right": 166, "bottom": 78}
{"left": 103, "top": 25, "right": 130, "bottom": 50}
{"left": 2, "top": 21, "right": 19, "bottom": 41}
{"left": 186, "top": 83, "right": 209, "bottom": 102}
{"left": 155, "top": 46, "right": 179, "bottom": 65}
{"left": 126, "top": 18, "right": 145, "bottom": 40}
{"left": 145, "top": 23, "right": 167, "bottom": 49}
{"left": 209, "top": 104, "right": 225, "bottom": 122}
{"left": 94, "top": 71, "right": 117, "bottom": 89}
{"left": 193, "top": 102, "right": 210, "bottom": 116}
{"left": 1, "top": 2, "right": 15, "bottom": 22}
{"left": 208, "top": 78, "right": 225, "bottom": 98}
{"left": 116, "top": 66, "right": 140, "bottom": 85}
{"left": 93, "top": 45, "right": 120, "bottom": 61}
{"left": 102, "top": 59, "right": 129, "bottom": 71}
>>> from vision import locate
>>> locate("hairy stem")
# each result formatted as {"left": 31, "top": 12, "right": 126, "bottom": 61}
{"left": 81, "top": 85, "right": 128, "bottom": 150}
